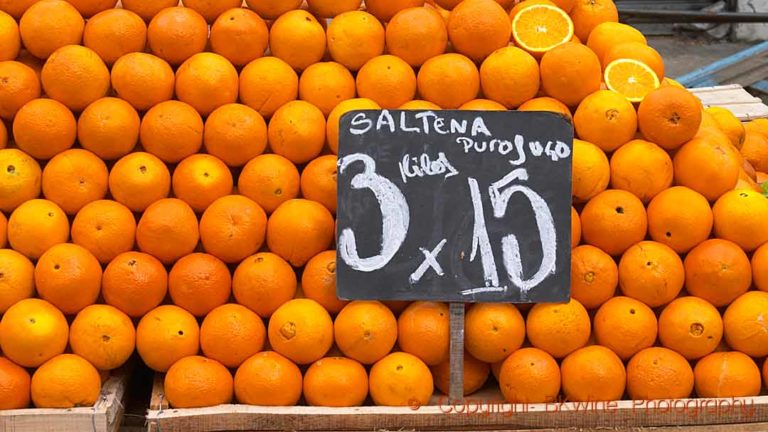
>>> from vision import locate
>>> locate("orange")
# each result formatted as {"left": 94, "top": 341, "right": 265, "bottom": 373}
{"left": 586, "top": 22, "right": 646, "bottom": 62}
{"left": 604, "top": 59, "right": 660, "bottom": 102}
{"left": 723, "top": 291, "right": 768, "bottom": 357}
{"left": 508, "top": 0, "right": 557, "bottom": 23}
{"left": 269, "top": 10, "right": 326, "bottom": 72}
{"left": 308, "top": 0, "right": 362, "bottom": 17}
{"left": 31, "top": 354, "right": 100, "bottom": 408}
{"left": 448, "top": 0, "right": 511, "bottom": 62}
{"left": 303, "top": 357, "right": 369, "bottom": 407}
{"left": 0, "top": 298, "right": 68, "bottom": 368}
{"left": 210, "top": 8, "right": 268, "bottom": 67}
{"left": 647, "top": 186, "right": 713, "bottom": 253}
{"left": 233, "top": 252, "right": 297, "bottom": 318}
{"left": 121, "top": 0, "right": 177, "bottom": 21}
{"left": 111, "top": 52, "right": 175, "bottom": 111}
{"left": 200, "top": 195, "right": 267, "bottom": 264}
{"left": 102, "top": 251, "right": 167, "bottom": 318}
{"left": 569, "top": 0, "right": 618, "bottom": 41}
{"left": 713, "top": 189, "right": 768, "bottom": 252}
{"left": 0, "top": 211, "right": 4, "bottom": 246}
{"left": 19, "top": 1, "right": 84, "bottom": 59}
{"left": 397, "top": 301, "right": 450, "bottom": 365}
{"left": 498, "top": 347, "right": 560, "bottom": 403}
{"left": 464, "top": 303, "right": 524, "bottom": 363}
{"left": 7, "top": 199, "right": 69, "bottom": 260}
{"left": 459, "top": 99, "right": 507, "bottom": 111}
{"left": 638, "top": 86, "right": 701, "bottom": 150}
{"left": 540, "top": 42, "right": 602, "bottom": 107}
{"left": 0, "top": 61, "right": 40, "bottom": 121}
{"left": 366, "top": 0, "right": 423, "bottom": 21}
{"left": 77, "top": 97, "right": 139, "bottom": 160}
{"left": 753, "top": 242, "right": 768, "bottom": 292}
{"left": 511, "top": 4, "right": 574, "bottom": 56}
{"left": 417, "top": 53, "right": 480, "bottom": 109}
{"left": 267, "top": 199, "right": 335, "bottom": 267}
{"left": 238, "top": 154, "right": 300, "bottom": 214}
{"left": 619, "top": 240, "right": 684, "bottom": 308}
{"left": 742, "top": 130, "right": 768, "bottom": 173}
{"left": 0, "top": 148, "right": 41, "bottom": 213}
{"left": 71, "top": 200, "right": 136, "bottom": 264}
{"left": 434, "top": 0, "right": 464, "bottom": 9}
{"left": 399, "top": 100, "right": 442, "bottom": 110}
{"left": 627, "top": 347, "right": 694, "bottom": 400}
{"left": 386, "top": 7, "right": 448, "bottom": 67}
{"left": 0, "top": 249, "right": 34, "bottom": 313}
{"left": 268, "top": 101, "right": 326, "bottom": 164}
{"left": 518, "top": 96, "right": 573, "bottom": 120}
{"left": 268, "top": 298, "right": 334, "bottom": 365}
{"left": 204, "top": 104, "right": 267, "bottom": 167}
{"left": 108, "top": 152, "right": 171, "bottom": 212}
{"left": 327, "top": 11, "right": 385, "bottom": 71}
{"left": 574, "top": 90, "right": 637, "bottom": 152}
{"left": 83, "top": 9, "right": 146, "bottom": 65}
{"left": 658, "top": 296, "right": 722, "bottom": 360}
{"left": 571, "top": 139, "right": 609, "bottom": 203}
{"left": 684, "top": 239, "right": 751, "bottom": 307}
{"left": 240, "top": 57, "right": 299, "bottom": 118}
{"left": 136, "top": 198, "right": 199, "bottom": 265}
{"left": 66, "top": 0, "right": 116, "bottom": 17}
{"left": 356, "top": 55, "right": 417, "bottom": 109}
{"left": 0, "top": 10, "right": 19, "bottom": 62}
{"left": 610, "top": 139, "right": 673, "bottom": 203}
{"left": 301, "top": 155, "right": 338, "bottom": 214}
{"left": 570, "top": 244, "right": 617, "bottom": 309}
{"left": 526, "top": 298, "right": 590, "bottom": 358}
{"left": 69, "top": 304, "right": 135, "bottom": 371}
{"left": 13, "top": 98, "right": 76, "bottom": 160}
{"left": 0, "top": 356, "right": 30, "bottom": 409}
{"left": 580, "top": 189, "right": 647, "bottom": 256}
{"left": 136, "top": 305, "right": 200, "bottom": 373}
{"left": 140, "top": 100, "right": 204, "bottom": 163}
{"left": 603, "top": 42, "right": 665, "bottom": 81}
{"left": 745, "top": 118, "right": 768, "bottom": 137}
{"left": 561, "top": 345, "right": 625, "bottom": 402}
{"left": 572, "top": 206, "right": 581, "bottom": 247}
{"left": 707, "top": 106, "right": 745, "bottom": 149}
{"left": 431, "top": 352, "right": 489, "bottom": 396}
{"left": 299, "top": 62, "right": 356, "bottom": 117}
{"left": 164, "top": 356, "right": 233, "bottom": 408}
{"left": 169, "top": 253, "right": 231, "bottom": 317}
{"left": 479, "top": 46, "right": 540, "bottom": 109}
{"left": 42, "top": 149, "right": 108, "bottom": 215}
{"left": 147, "top": 7, "right": 208, "bottom": 66}
{"left": 594, "top": 296, "right": 657, "bottom": 360}
{"left": 172, "top": 154, "right": 234, "bottom": 213}
{"left": 0, "top": 0, "right": 38, "bottom": 19}
{"left": 674, "top": 137, "right": 741, "bottom": 201}
{"left": 369, "top": 352, "right": 433, "bottom": 406}
{"left": 302, "top": 250, "right": 346, "bottom": 314}
{"left": 201, "top": 304, "right": 266, "bottom": 368}
{"left": 243, "top": 0, "right": 303, "bottom": 20}
{"left": 41, "top": 45, "right": 110, "bottom": 112}
{"left": 34, "top": 243, "right": 101, "bottom": 315}
{"left": 695, "top": 352, "right": 762, "bottom": 398}
{"left": 334, "top": 301, "right": 397, "bottom": 364}
{"left": 183, "top": 0, "right": 240, "bottom": 22}
{"left": 175, "top": 53, "right": 239, "bottom": 117}
{"left": 327, "top": 98, "right": 382, "bottom": 153}
{"left": 234, "top": 351, "right": 303, "bottom": 406}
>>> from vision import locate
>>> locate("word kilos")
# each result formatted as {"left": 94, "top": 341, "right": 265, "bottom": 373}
{"left": 348, "top": 110, "right": 571, "bottom": 163}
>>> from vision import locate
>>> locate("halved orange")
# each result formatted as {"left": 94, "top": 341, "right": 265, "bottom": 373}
{"left": 604, "top": 58, "right": 661, "bottom": 102}
{"left": 512, "top": 4, "right": 574, "bottom": 55}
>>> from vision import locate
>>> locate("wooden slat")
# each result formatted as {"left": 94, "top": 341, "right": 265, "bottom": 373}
{"left": 690, "top": 85, "right": 768, "bottom": 120}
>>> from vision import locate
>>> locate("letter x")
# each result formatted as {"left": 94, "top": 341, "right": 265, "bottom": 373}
{"left": 409, "top": 239, "right": 447, "bottom": 284}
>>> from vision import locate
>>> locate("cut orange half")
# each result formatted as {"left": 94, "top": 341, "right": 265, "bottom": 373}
{"left": 512, "top": 4, "right": 574, "bottom": 54}
{"left": 604, "top": 58, "right": 661, "bottom": 103}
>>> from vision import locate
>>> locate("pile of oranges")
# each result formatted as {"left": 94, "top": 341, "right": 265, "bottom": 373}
{"left": 0, "top": 0, "right": 767, "bottom": 411}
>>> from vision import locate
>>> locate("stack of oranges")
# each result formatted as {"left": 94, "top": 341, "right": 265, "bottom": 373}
{"left": 0, "top": 0, "right": 767, "bottom": 410}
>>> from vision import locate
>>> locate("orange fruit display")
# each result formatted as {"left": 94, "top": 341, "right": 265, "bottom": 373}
{"left": 674, "top": 137, "right": 741, "bottom": 202}
{"left": 459, "top": 99, "right": 507, "bottom": 111}
{"left": 136, "top": 198, "right": 199, "bottom": 265}
{"left": 108, "top": 152, "right": 171, "bottom": 212}
{"left": 13, "top": 98, "right": 76, "bottom": 160}
{"left": 69, "top": 304, "right": 135, "bottom": 371}
{"left": 571, "top": 139, "right": 610, "bottom": 203}
{"left": 356, "top": 55, "right": 417, "bottom": 109}
{"left": 303, "top": 357, "right": 369, "bottom": 407}
{"left": 268, "top": 298, "right": 334, "bottom": 365}
{"left": 0, "top": 11, "right": 19, "bottom": 62}
{"left": 0, "top": 298, "right": 69, "bottom": 368}
{"left": 526, "top": 298, "right": 590, "bottom": 358}
{"left": 172, "top": 154, "right": 234, "bottom": 213}
{"left": 327, "top": 98, "right": 382, "bottom": 153}
{"left": 570, "top": 244, "right": 618, "bottom": 309}
{"left": 694, "top": 351, "right": 762, "bottom": 398}
{"left": 136, "top": 305, "right": 200, "bottom": 372}
{"left": 594, "top": 296, "right": 657, "bottom": 360}
{"left": 140, "top": 100, "right": 204, "bottom": 163}
{"left": 111, "top": 52, "right": 175, "bottom": 111}
{"left": 369, "top": 352, "right": 433, "bottom": 407}
{"left": 34, "top": 243, "right": 102, "bottom": 315}
{"left": 580, "top": 189, "right": 647, "bottom": 256}
{"left": 239, "top": 57, "right": 299, "bottom": 118}
{"left": 200, "top": 195, "right": 267, "bottom": 264}
{"left": 183, "top": 0, "right": 241, "bottom": 23}
{"left": 627, "top": 347, "right": 694, "bottom": 400}
{"left": 518, "top": 96, "right": 572, "bottom": 120}
{"left": 201, "top": 304, "right": 266, "bottom": 369}
{"left": 646, "top": 186, "right": 713, "bottom": 253}
{"left": 540, "top": 42, "right": 601, "bottom": 107}
{"left": 19, "top": 0, "right": 84, "bottom": 60}
{"left": 684, "top": 239, "right": 752, "bottom": 307}
{"left": 447, "top": 0, "right": 511, "bottom": 62}
{"left": 327, "top": 11, "right": 385, "bottom": 71}
{"left": 0, "top": 249, "right": 34, "bottom": 313}
{"left": 83, "top": 9, "right": 146, "bottom": 65}
{"left": 498, "top": 347, "right": 560, "bottom": 403}
{"left": 610, "top": 139, "right": 673, "bottom": 203}
{"left": 0, "top": 148, "right": 41, "bottom": 213}
{"left": 561, "top": 345, "right": 626, "bottom": 402}
{"left": 239, "top": 154, "right": 300, "bottom": 214}
{"left": 723, "top": 291, "right": 768, "bottom": 357}
{"left": 464, "top": 303, "right": 525, "bottom": 363}
{"left": 71, "top": 200, "right": 136, "bottom": 264}
{"left": 77, "top": 97, "right": 140, "bottom": 160}
{"left": 42, "top": 149, "right": 109, "bottom": 215}
{"left": 658, "top": 296, "right": 723, "bottom": 360}
{"left": 204, "top": 104, "right": 268, "bottom": 168}
{"left": 233, "top": 252, "right": 297, "bottom": 318}
{"left": 431, "top": 352, "right": 489, "bottom": 397}
{"left": 102, "top": 251, "right": 168, "bottom": 318}
{"left": 707, "top": 106, "right": 745, "bottom": 149}
{"left": 41, "top": 45, "right": 110, "bottom": 112}
{"left": 334, "top": 301, "right": 398, "bottom": 365}
{"left": 0, "top": 61, "right": 40, "bottom": 120}
{"left": 30, "top": 354, "right": 101, "bottom": 408}
{"left": 569, "top": 0, "right": 618, "bottom": 41}
{"left": 603, "top": 42, "right": 665, "bottom": 82}
{"left": 741, "top": 131, "right": 768, "bottom": 173}
{"left": 169, "top": 253, "right": 231, "bottom": 318}
{"left": 619, "top": 241, "right": 684, "bottom": 308}
{"left": 301, "top": 155, "right": 338, "bottom": 214}
{"left": 176, "top": 52, "right": 239, "bottom": 117}
{"left": 713, "top": 189, "right": 768, "bottom": 252}
{"left": 121, "top": 0, "right": 177, "bottom": 21}
{"left": 299, "top": 62, "right": 356, "bottom": 117}
{"left": 147, "top": 7, "right": 208, "bottom": 67}
{"left": 210, "top": 8, "right": 268, "bottom": 67}
{"left": 244, "top": 0, "right": 303, "bottom": 20}
{"left": 269, "top": 10, "right": 326, "bottom": 72}
{"left": 398, "top": 301, "right": 450, "bottom": 366}
{"left": 302, "top": 250, "right": 347, "bottom": 314}
{"left": 386, "top": 7, "right": 447, "bottom": 67}
{"left": 586, "top": 22, "right": 646, "bottom": 62}
{"left": 0, "top": 356, "right": 31, "bottom": 409}
{"left": 234, "top": 351, "right": 303, "bottom": 406}
{"left": 512, "top": 4, "right": 573, "bottom": 57}
{"left": 574, "top": 90, "right": 637, "bottom": 152}
{"left": 753, "top": 242, "right": 768, "bottom": 292}
{"left": 479, "top": 46, "right": 540, "bottom": 109}
{"left": 267, "top": 199, "right": 335, "bottom": 267}
{"left": 417, "top": 53, "right": 479, "bottom": 109}
{"left": 603, "top": 59, "right": 660, "bottom": 102}
{"left": 164, "top": 356, "right": 233, "bottom": 408}
{"left": 307, "top": 0, "right": 363, "bottom": 17}
{"left": 7, "top": 199, "right": 70, "bottom": 260}
{"left": 268, "top": 100, "right": 326, "bottom": 164}
{"left": 638, "top": 86, "right": 702, "bottom": 150}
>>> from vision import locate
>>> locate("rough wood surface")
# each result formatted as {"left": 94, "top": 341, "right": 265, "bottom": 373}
{"left": 690, "top": 84, "right": 768, "bottom": 120}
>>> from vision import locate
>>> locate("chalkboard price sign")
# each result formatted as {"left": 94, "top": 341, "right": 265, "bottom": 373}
{"left": 336, "top": 110, "right": 573, "bottom": 303}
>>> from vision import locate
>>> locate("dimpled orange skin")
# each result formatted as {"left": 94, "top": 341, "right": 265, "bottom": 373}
{"left": 713, "top": 189, "right": 768, "bottom": 252}
{"left": 327, "top": 11, "right": 385, "bottom": 72}
{"left": 299, "top": 62, "right": 356, "bottom": 117}
{"left": 753, "top": 242, "right": 768, "bottom": 292}
{"left": 268, "top": 299, "right": 334, "bottom": 365}
{"left": 673, "top": 137, "right": 741, "bottom": 202}
{"left": 307, "top": 0, "right": 362, "bottom": 18}
{"left": 136, "top": 305, "right": 200, "bottom": 373}
{"left": 71, "top": 199, "right": 137, "bottom": 264}
{"left": 83, "top": 8, "right": 147, "bottom": 65}
{"left": 594, "top": 296, "right": 658, "bottom": 360}
{"left": 0, "top": 148, "right": 41, "bottom": 213}
{"left": 619, "top": 241, "right": 685, "bottom": 308}
{"left": 164, "top": 356, "right": 233, "bottom": 409}
{"left": 561, "top": 345, "right": 626, "bottom": 402}
{"left": 13, "top": 98, "right": 77, "bottom": 160}
{"left": 498, "top": 347, "right": 561, "bottom": 403}
{"left": 301, "top": 155, "right": 338, "bottom": 214}
{"left": 266, "top": 199, "right": 335, "bottom": 267}
{"left": 464, "top": 303, "right": 525, "bottom": 363}
{"left": 136, "top": 198, "right": 199, "bottom": 265}
{"left": 575, "top": 90, "right": 638, "bottom": 152}
{"left": 0, "top": 249, "right": 35, "bottom": 313}
{"left": 369, "top": 352, "right": 434, "bottom": 407}
{"left": 569, "top": 244, "right": 618, "bottom": 310}
{"left": 540, "top": 42, "right": 602, "bottom": 107}
{"left": 326, "top": 98, "right": 381, "bottom": 154}
{"left": 269, "top": 10, "right": 326, "bottom": 72}
{"left": 0, "top": 61, "right": 40, "bottom": 121}
{"left": 232, "top": 252, "right": 297, "bottom": 318}
{"left": 77, "top": 97, "right": 140, "bottom": 161}
{"left": 30, "top": 354, "right": 101, "bottom": 408}
{"left": 658, "top": 296, "right": 723, "bottom": 360}
{"left": 238, "top": 154, "right": 300, "bottom": 214}
{"left": 41, "top": 45, "right": 111, "bottom": 112}
{"left": 210, "top": 8, "right": 268, "bottom": 67}
{"left": 447, "top": 0, "right": 511, "bottom": 63}
{"left": 19, "top": 1, "right": 85, "bottom": 60}
{"left": 526, "top": 299, "right": 591, "bottom": 359}
{"left": 239, "top": 57, "right": 299, "bottom": 119}
{"left": 479, "top": 46, "right": 540, "bottom": 109}
{"left": 244, "top": 0, "right": 303, "bottom": 20}
{"left": 175, "top": 53, "right": 240, "bottom": 117}
{"left": 172, "top": 154, "right": 234, "bottom": 213}
{"left": 646, "top": 186, "right": 713, "bottom": 254}
{"left": 140, "top": 100, "right": 204, "bottom": 164}
{"left": 638, "top": 86, "right": 702, "bottom": 150}
{"left": 580, "top": 189, "right": 648, "bottom": 256}
{"left": 723, "top": 291, "right": 768, "bottom": 358}
{"left": 0, "top": 11, "right": 20, "bottom": 62}
{"left": 0, "top": 356, "right": 31, "bottom": 409}
{"left": 111, "top": 53, "right": 175, "bottom": 111}
{"left": 610, "top": 139, "right": 674, "bottom": 203}
{"left": 268, "top": 100, "right": 326, "bottom": 165}
{"left": 7, "top": 199, "right": 70, "bottom": 260}
{"left": 694, "top": 351, "right": 762, "bottom": 398}
{"left": 417, "top": 53, "right": 480, "bottom": 109}
{"left": 356, "top": 55, "right": 417, "bottom": 109}
{"left": 204, "top": 103, "right": 268, "bottom": 168}
{"left": 108, "top": 152, "right": 171, "bottom": 213}
{"left": 334, "top": 301, "right": 398, "bottom": 365}
{"left": 386, "top": 7, "right": 448, "bottom": 68}
{"left": 302, "top": 250, "right": 347, "bottom": 314}
{"left": 147, "top": 7, "right": 208, "bottom": 67}
{"left": 42, "top": 149, "right": 109, "bottom": 215}
{"left": 627, "top": 347, "right": 694, "bottom": 400}
{"left": 69, "top": 304, "right": 135, "bottom": 371}
{"left": 102, "top": 251, "right": 167, "bottom": 318}
{"left": 303, "top": 357, "right": 369, "bottom": 407}
{"left": 34, "top": 243, "right": 102, "bottom": 315}
{"left": 234, "top": 351, "right": 303, "bottom": 406}
{"left": 201, "top": 304, "right": 266, "bottom": 369}
{"left": 168, "top": 253, "right": 231, "bottom": 318}
{"left": 0, "top": 298, "right": 69, "bottom": 368}
{"left": 571, "top": 139, "right": 610, "bottom": 203}
{"left": 397, "top": 301, "right": 450, "bottom": 366}
{"left": 200, "top": 195, "right": 267, "bottom": 264}
{"left": 431, "top": 352, "right": 490, "bottom": 397}
{"left": 684, "top": 239, "right": 752, "bottom": 307}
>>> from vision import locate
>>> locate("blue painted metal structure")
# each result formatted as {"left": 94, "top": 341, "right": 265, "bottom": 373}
{"left": 676, "top": 40, "right": 768, "bottom": 88}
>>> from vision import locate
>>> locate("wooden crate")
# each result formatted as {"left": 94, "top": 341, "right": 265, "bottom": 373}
{"left": 0, "top": 368, "right": 129, "bottom": 432}
{"left": 146, "top": 374, "right": 768, "bottom": 432}
{"left": 690, "top": 84, "right": 768, "bottom": 121}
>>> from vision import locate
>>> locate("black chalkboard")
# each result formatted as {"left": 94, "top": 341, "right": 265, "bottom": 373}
{"left": 336, "top": 110, "right": 573, "bottom": 303}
